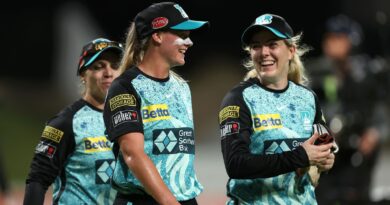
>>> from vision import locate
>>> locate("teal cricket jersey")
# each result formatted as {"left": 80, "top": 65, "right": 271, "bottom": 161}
{"left": 220, "top": 77, "right": 326, "bottom": 205}
{"left": 26, "top": 99, "right": 116, "bottom": 205}
{"left": 103, "top": 66, "right": 203, "bottom": 201}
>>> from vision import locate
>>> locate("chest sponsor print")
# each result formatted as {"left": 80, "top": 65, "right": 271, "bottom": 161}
{"left": 153, "top": 128, "right": 195, "bottom": 154}
{"left": 142, "top": 104, "right": 171, "bottom": 123}
{"left": 84, "top": 136, "right": 112, "bottom": 153}
{"left": 95, "top": 159, "right": 115, "bottom": 184}
{"left": 263, "top": 138, "right": 306, "bottom": 155}
{"left": 252, "top": 113, "right": 283, "bottom": 131}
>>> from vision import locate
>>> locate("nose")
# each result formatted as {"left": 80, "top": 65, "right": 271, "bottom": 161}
{"left": 260, "top": 46, "right": 270, "bottom": 56}
{"left": 183, "top": 37, "right": 193, "bottom": 47}
{"left": 103, "top": 64, "right": 115, "bottom": 77}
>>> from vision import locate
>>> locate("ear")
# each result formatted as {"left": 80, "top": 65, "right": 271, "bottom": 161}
{"left": 151, "top": 32, "right": 163, "bottom": 44}
{"left": 288, "top": 45, "right": 296, "bottom": 60}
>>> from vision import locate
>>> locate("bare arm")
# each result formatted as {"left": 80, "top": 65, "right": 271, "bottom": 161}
{"left": 118, "top": 132, "right": 180, "bottom": 205}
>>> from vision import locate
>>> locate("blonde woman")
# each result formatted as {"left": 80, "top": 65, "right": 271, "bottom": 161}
{"left": 219, "top": 14, "right": 336, "bottom": 204}
{"left": 103, "top": 2, "right": 208, "bottom": 205}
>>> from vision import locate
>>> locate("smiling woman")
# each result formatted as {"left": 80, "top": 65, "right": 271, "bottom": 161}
{"left": 102, "top": 2, "right": 209, "bottom": 205}
{"left": 218, "top": 13, "right": 337, "bottom": 205}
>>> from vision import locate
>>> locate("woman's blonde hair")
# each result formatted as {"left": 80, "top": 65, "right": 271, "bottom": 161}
{"left": 118, "top": 22, "right": 186, "bottom": 82}
{"left": 118, "top": 22, "right": 149, "bottom": 73}
{"left": 243, "top": 32, "right": 311, "bottom": 85}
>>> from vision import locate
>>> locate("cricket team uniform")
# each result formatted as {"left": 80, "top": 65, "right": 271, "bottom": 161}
{"left": 26, "top": 99, "right": 116, "bottom": 205}
{"left": 220, "top": 78, "right": 326, "bottom": 205}
{"left": 103, "top": 66, "right": 203, "bottom": 204}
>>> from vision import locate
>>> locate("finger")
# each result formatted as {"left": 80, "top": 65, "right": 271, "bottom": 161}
{"left": 307, "top": 132, "right": 320, "bottom": 145}
{"left": 317, "top": 143, "right": 334, "bottom": 151}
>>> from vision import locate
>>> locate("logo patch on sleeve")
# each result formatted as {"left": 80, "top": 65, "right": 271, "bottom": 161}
{"left": 112, "top": 110, "right": 138, "bottom": 127}
{"left": 42, "top": 126, "right": 64, "bottom": 143}
{"left": 220, "top": 122, "right": 240, "bottom": 138}
{"left": 219, "top": 106, "right": 240, "bottom": 123}
{"left": 109, "top": 94, "right": 136, "bottom": 111}
{"left": 35, "top": 141, "right": 57, "bottom": 158}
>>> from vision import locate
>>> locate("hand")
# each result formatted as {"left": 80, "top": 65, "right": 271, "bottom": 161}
{"left": 317, "top": 152, "right": 335, "bottom": 172}
{"left": 313, "top": 123, "right": 339, "bottom": 153}
{"left": 302, "top": 132, "right": 334, "bottom": 166}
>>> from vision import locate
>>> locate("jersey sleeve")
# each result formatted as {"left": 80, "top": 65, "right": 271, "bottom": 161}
{"left": 103, "top": 79, "right": 143, "bottom": 142}
{"left": 219, "top": 88, "right": 309, "bottom": 179}
{"left": 25, "top": 113, "right": 75, "bottom": 190}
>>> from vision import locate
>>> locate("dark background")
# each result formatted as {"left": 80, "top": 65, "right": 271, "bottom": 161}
{"left": 2, "top": 0, "right": 389, "bottom": 79}
{"left": 1, "top": 0, "right": 390, "bottom": 203}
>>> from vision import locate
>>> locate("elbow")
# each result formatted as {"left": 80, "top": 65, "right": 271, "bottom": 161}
{"left": 225, "top": 160, "right": 246, "bottom": 179}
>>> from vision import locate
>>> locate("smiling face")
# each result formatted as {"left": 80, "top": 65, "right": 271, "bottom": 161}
{"left": 81, "top": 50, "right": 121, "bottom": 104}
{"left": 249, "top": 29, "right": 295, "bottom": 88}
{"left": 159, "top": 30, "right": 193, "bottom": 67}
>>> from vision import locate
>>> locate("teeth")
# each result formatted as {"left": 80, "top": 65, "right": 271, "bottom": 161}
{"left": 261, "top": 60, "right": 274, "bottom": 66}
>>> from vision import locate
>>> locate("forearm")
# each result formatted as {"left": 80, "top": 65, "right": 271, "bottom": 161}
{"left": 224, "top": 145, "right": 309, "bottom": 179}
{"left": 123, "top": 152, "right": 179, "bottom": 205}
{"left": 23, "top": 182, "right": 46, "bottom": 205}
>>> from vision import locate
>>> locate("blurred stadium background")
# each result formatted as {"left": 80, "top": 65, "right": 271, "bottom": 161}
{"left": 1, "top": 0, "right": 390, "bottom": 204}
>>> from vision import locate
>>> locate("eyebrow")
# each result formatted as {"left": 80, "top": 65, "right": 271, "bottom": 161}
{"left": 250, "top": 38, "right": 280, "bottom": 44}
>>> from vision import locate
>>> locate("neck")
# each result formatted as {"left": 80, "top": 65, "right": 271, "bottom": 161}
{"left": 259, "top": 77, "right": 288, "bottom": 90}
{"left": 138, "top": 49, "right": 170, "bottom": 79}
{"left": 83, "top": 94, "right": 104, "bottom": 110}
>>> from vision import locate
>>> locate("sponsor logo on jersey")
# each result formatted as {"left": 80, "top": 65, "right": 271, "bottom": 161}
{"left": 95, "top": 159, "right": 115, "bottom": 184}
{"left": 109, "top": 94, "right": 136, "bottom": 111}
{"left": 112, "top": 110, "right": 138, "bottom": 127}
{"left": 42, "top": 126, "right": 64, "bottom": 143}
{"left": 219, "top": 106, "right": 240, "bottom": 123}
{"left": 153, "top": 128, "right": 195, "bottom": 154}
{"left": 252, "top": 113, "right": 283, "bottom": 131}
{"left": 264, "top": 138, "right": 306, "bottom": 154}
{"left": 142, "top": 104, "right": 171, "bottom": 123}
{"left": 84, "top": 137, "right": 112, "bottom": 153}
{"left": 300, "top": 111, "right": 312, "bottom": 132}
{"left": 220, "top": 121, "right": 240, "bottom": 138}
{"left": 35, "top": 141, "right": 57, "bottom": 158}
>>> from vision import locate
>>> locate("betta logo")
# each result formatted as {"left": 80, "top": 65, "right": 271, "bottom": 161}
{"left": 152, "top": 17, "right": 169, "bottom": 29}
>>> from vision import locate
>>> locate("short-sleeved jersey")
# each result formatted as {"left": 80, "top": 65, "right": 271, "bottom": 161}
{"left": 103, "top": 66, "right": 203, "bottom": 201}
{"left": 220, "top": 78, "right": 325, "bottom": 205}
{"left": 26, "top": 99, "right": 116, "bottom": 205}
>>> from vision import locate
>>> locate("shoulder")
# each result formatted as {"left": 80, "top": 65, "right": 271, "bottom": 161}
{"left": 43, "top": 99, "right": 86, "bottom": 137}
{"left": 221, "top": 78, "right": 257, "bottom": 107}
{"left": 291, "top": 82, "right": 317, "bottom": 96}
{"left": 112, "top": 66, "right": 141, "bottom": 87}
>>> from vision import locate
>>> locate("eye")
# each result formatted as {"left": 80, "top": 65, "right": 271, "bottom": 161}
{"left": 250, "top": 43, "right": 261, "bottom": 49}
{"left": 92, "top": 62, "right": 104, "bottom": 70}
{"left": 170, "top": 30, "right": 190, "bottom": 39}
{"left": 111, "top": 62, "right": 120, "bottom": 70}
{"left": 267, "top": 41, "right": 279, "bottom": 49}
